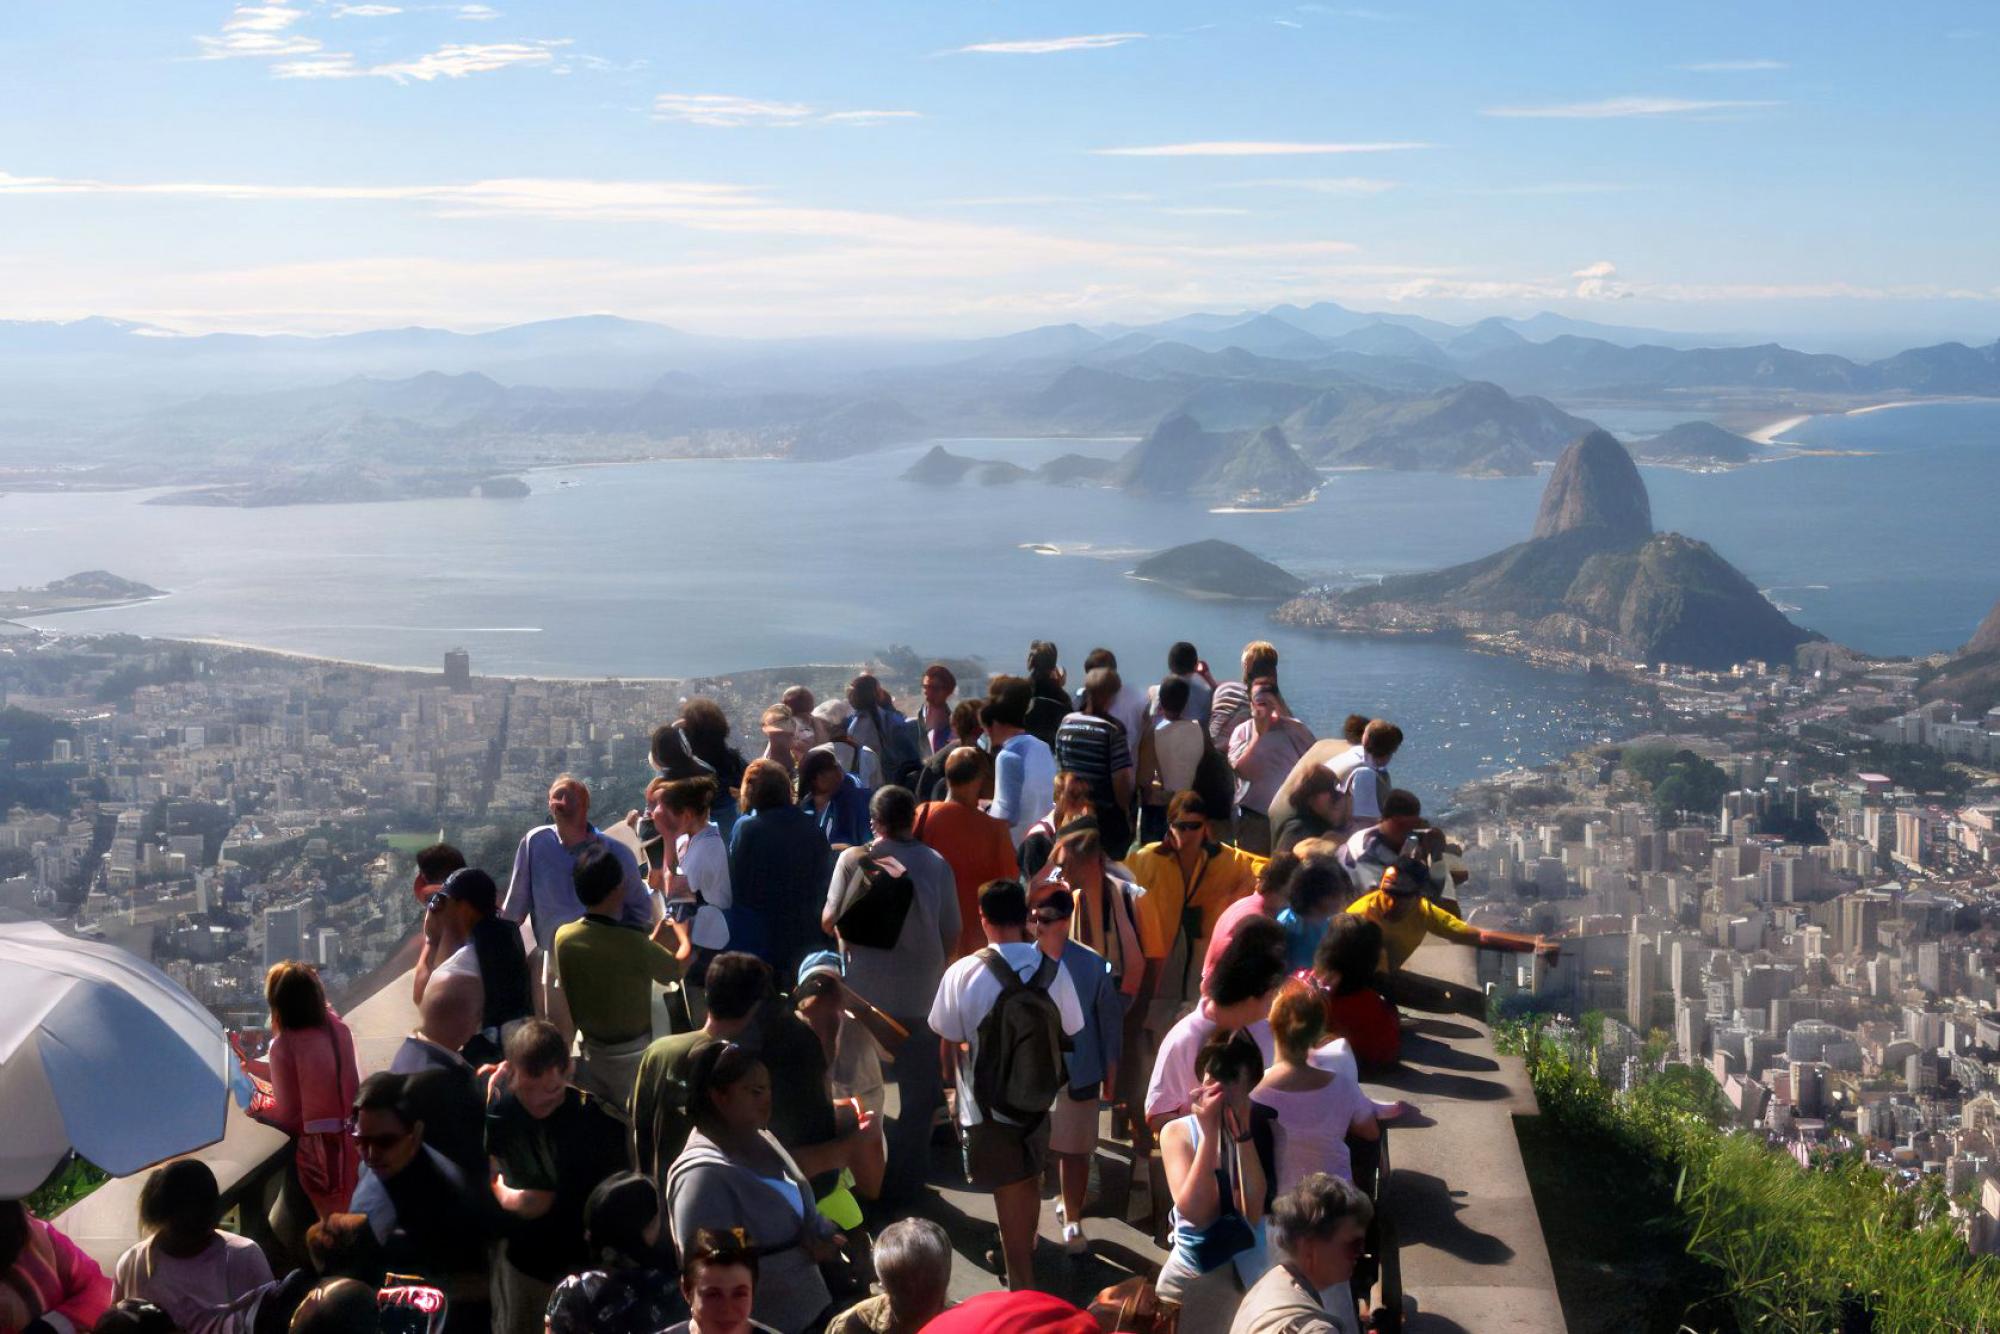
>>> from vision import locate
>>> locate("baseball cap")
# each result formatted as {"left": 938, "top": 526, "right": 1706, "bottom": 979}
{"left": 797, "top": 950, "right": 844, "bottom": 989}
{"left": 436, "top": 867, "right": 499, "bottom": 914}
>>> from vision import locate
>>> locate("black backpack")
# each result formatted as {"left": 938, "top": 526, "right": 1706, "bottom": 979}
{"left": 834, "top": 847, "right": 915, "bottom": 950}
{"left": 971, "top": 949, "right": 1068, "bottom": 1123}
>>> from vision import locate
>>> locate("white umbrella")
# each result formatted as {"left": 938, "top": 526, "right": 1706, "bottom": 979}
{"left": 0, "top": 922, "right": 229, "bottom": 1197}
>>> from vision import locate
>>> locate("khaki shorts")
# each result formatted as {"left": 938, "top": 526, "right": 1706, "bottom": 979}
{"left": 1048, "top": 1086, "right": 1101, "bottom": 1157}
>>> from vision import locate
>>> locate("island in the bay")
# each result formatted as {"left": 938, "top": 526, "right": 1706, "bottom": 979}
{"left": 1128, "top": 540, "right": 1306, "bottom": 601}
{"left": 0, "top": 571, "right": 164, "bottom": 617}
{"left": 1275, "top": 429, "right": 1818, "bottom": 670}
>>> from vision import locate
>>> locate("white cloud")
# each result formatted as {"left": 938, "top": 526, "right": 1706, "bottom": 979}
{"left": 1571, "top": 259, "right": 1630, "bottom": 299}
{"left": 456, "top": 3, "right": 500, "bottom": 19}
{"left": 652, "top": 94, "right": 919, "bottom": 128}
{"left": 195, "top": 4, "right": 322, "bottom": 58}
{"left": 331, "top": 3, "right": 401, "bottom": 14}
{"left": 1273, "top": 19, "right": 1303, "bottom": 29}
{"left": 1213, "top": 176, "right": 1399, "bottom": 194}
{"left": 948, "top": 33, "right": 1145, "bottom": 55}
{"left": 1680, "top": 59, "right": 1787, "bottom": 72}
{"left": 1482, "top": 96, "right": 1781, "bottom": 119}
{"left": 1095, "top": 141, "right": 1429, "bottom": 157}
{"left": 275, "top": 40, "right": 570, "bottom": 81}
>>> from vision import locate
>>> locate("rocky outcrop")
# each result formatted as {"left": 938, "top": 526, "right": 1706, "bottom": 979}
{"left": 1627, "top": 421, "right": 1756, "bottom": 466}
{"left": 1532, "top": 429, "right": 1653, "bottom": 543}
{"left": 1111, "top": 415, "right": 1319, "bottom": 505}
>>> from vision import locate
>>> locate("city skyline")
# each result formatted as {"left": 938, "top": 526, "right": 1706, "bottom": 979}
{"left": 2, "top": 1, "right": 1996, "bottom": 341}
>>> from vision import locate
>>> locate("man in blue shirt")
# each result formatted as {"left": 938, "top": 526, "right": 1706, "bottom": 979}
{"left": 982, "top": 676, "right": 1056, "bottom": 846}
{"left": 1029, "top": 886, "right": 1124, "bottom": 1258}
{"left": 501, "top": 773, "right": 652, "bottom": 1035}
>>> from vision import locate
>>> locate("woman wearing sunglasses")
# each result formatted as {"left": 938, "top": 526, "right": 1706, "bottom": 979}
{"left": 1229, "top": 1174, "right": 1375, "bottom": 1334}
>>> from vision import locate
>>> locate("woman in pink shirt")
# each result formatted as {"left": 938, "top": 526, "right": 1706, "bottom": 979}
{"left": 245, "top": 962, "right": 360, "bottom": 1221}
{"left": 0, "top": 1201, "right": 112, "bottom": 1334}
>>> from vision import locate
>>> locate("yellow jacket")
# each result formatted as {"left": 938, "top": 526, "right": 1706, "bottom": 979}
{"left": 1125, "top": 840, "right": 1267, "bottom": 960}
{"left": 1345, "top": 889, "right": 1480, "bottom": 970}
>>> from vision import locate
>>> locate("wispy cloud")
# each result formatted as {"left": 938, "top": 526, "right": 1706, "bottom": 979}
{"left": 456, "top": 3, "right": 500, "bottom": 19}
{"left": 947, "top": 33, "right": 1145, "bottom": 55}
{"left": 1679, "top": 58, "right": 1787, "bottom": 72}
{"left": 1482, "top": 96, "right": 1781, "bottom": 119}
{"left": 275, "top": 40, "right": 570, "bottom": 81}
{"left": 195, "top": 5, "right": 322, "bottom": 59}
{"left": 330, "top": 3, "right": 401, "bottom": 14}
{"left": 1095, "top": 141, "right": 1429, "bottom": 157}
{"left": 1213, "top": 176, "right": 1399, "bottom": 194}
{"left": 651, "top": 94, "right": 919, "bottom": 128}
{"left": 1571, "top": 259, "right": 1630, "bottom": 299}
{"left": 1273, "top": 19, "right": 1302, "bottom": 29}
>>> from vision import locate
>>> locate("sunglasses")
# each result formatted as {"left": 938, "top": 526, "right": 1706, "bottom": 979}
{"left": 352, "top": 1129, "right": 411, "bottom": 1151}
{"left": 1031, "top": 910, "right": 1070, "bottom": 925}
{"left": 1172, "top": 821, "right": 1206, "bottom": 833}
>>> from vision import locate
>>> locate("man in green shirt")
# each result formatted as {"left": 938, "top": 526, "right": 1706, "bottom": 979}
{"left": 552, "top": 841, "right": 690, "bottom": 1109}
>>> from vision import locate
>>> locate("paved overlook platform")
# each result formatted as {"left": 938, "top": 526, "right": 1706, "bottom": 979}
{"left": 60, "top": 945, "right": 1562, "bottom": 1333}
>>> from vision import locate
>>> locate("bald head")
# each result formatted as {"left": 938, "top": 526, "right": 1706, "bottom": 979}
{"left": 418, "top": 967, "right": 484, "bottom": 1053}
{"left": 944, "top": 746, "right": 986, "bottom": 795}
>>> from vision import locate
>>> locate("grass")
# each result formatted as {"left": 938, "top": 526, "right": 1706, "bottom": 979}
{"left": 377, "top": 831, "right": 436, "bottom": 854}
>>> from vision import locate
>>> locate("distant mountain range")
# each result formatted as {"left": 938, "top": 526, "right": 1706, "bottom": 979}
{"left": 1276, "top": 430, "right": 1818, "bottom": 670}
{"left": 3, "top": 301, "right": 1994, "bottom": 501}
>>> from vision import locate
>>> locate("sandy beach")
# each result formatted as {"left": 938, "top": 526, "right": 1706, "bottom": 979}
{"left": 1747, "top": 413, "right": 1813, "bottom": 444}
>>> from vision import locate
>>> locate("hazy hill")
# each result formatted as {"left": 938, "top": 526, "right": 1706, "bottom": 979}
{"left": 1111, "top": 414, "right": 1319, "bottom": 504}
{"left": 901, "top": 445, "right": 1032, "bottom": 485}
{"left": 1131, "top": 540, "right": 1306, "bottom": 599}
{"left": 1533, "top": 429, "right": 1653, "bottom": 543}
{"left": 1292, "top": 380, "right": 1596, "bottom": 476}
{"left": 1918, "top": 594, "right": 2000, "bottom": 713}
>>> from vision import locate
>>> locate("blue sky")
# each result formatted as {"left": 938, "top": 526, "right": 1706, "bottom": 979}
{"left": 1, "top": 1, "right": 1994, "bottom": 341}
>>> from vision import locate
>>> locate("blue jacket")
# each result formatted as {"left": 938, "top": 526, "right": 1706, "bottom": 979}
{"left": 802, "top": 772, "right": 872, "bottom": 849}
{"left": 1050, "top": 938, "right": 1124, "bottom": 1092}
{"left": 727, "top": 804, "right": 836, "bottom": 979}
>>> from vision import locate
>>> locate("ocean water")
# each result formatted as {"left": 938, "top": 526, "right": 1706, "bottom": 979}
{"left": 4, "top": 401, "right": 1995, "bottom": 797}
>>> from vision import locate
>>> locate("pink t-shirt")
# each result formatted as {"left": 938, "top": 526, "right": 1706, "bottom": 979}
{"left": 1201, "top": 894, "right": 1275, "bottom": 984}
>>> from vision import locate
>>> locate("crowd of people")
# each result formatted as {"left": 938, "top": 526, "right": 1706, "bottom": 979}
{"left": 4, "top": 639, "right": 1566, "bottom": 1334}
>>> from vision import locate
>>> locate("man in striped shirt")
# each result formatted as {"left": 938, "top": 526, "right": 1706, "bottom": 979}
{"left": 1055, "top": 666, "right": 1137, "bottom": 858}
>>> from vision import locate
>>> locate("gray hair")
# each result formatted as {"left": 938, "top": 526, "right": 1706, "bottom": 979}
{"left": 869, "top": 784, "right": 917, "bottom": 838}
{"left": 874, "top": 1217, "right": 952, "bottom": 1318}
{"left": 1268, "top": 1173, "right": 1374, "bottom": 1256}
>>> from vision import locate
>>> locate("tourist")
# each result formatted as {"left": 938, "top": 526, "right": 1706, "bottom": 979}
{"left": 1013, "top": 769, "right": 1095, "bottom": 879}
{"left": 664, "top": 1045, "right": 841, "bottom": 1334}
{"left": 1153, "top": 640, "right": 1216, "bottom": 729}
{"left": 1228, "top": 1174, "right": 1374, "bottom": 1334}
{"left": 727, "top": 758, "right": 836, "bottom": 979}
{"left": 984, "top": 680, "right": 1064, "bottom": 844}
{"left": 1252, "top": 982, "right": 1380, "bottom": 1192}
{"left": 413, "top": 867, "right": 531, "bottom": 1065}
{"left": 1126, "top": 791, "right": 1267, "bottom": 1032}
{"left": 632, "top": 952, "right": 777, "bottom": 1179}
{"left": 1346, "top": 859, "right": 1557, "bottom": 1018}
{"left": 649, "top": 775, "right": 735, "bottom": 1006}
{"left": 1027, "top": 887, "right": 1125, "bottom": 1258}
{"left": 798, "top": 748, "right": 871, "bottom": 850}
{"left": 1144, "top": 919, "right": 1287, "bottom": 1133}
{"left": 544, "top": 1173, "right": 684, "bottom": 1334}
{"left": 553, "top": 840, "right": 692, "bottom": 1106}
{"left": 782, "top": 686, "right": 831, "bottom": 747}
{"left": 408, "top": 844, "right": 466, "bottom": 996}
{"left": 112, "top": 1161, "right": 277, "bottom": 1332}
{"left": 1023, "top": 640, "right": 1070, "bottom": 746}
{"left": 793, "top": 951, "right": 894, "bottom": 1120}
{"left": 1032, "top": 826, "right": 1145, "bottom": 1001}
{"left": 820, "top": 786, "right": 958, "bottom": 1206}
{"left": 1208, "top": 641, "right": 1279, "bottom": 751}
{"left": 346, "top": 1073, "right": 490, "bottom": 1329}
{"left": 1305, "top": 916, "right": 1401, "bottom": 1069}
{"left": 910, "top": 699, "right": 983, "bottom": 803}
{"left": 0, "top": 1202, "right": 111, "bottom": 1334}
{"left": 1334, "top": 790, "right": 1428, "bottom": 891}
{"left": 661, "top": 699, "right": 751, "bottom": 840}
{"left": 823, "top": 1217, "right": 952, "bottom": 1334}
{"left": 757, "top": 705, "right": 804, "bottom": 775}
{"left": 483, "top": 1021, "right": 629, "bottom": 1334}
{"left": 1138, "top": 676, "right": 1206, "bottom": 845}
{"left": 1055, "top": 667, "right": 1137, "bottom": 858}
{"left": 659, "top": 1228, "right": 779, "bottom": 1334}
{"left": 244, "top": 961, "right": 360, "bottom": 1223}
{"left": 91, "top": 1299, "right": 178, "bottom": 1334}
{"left": 916, "top": 746, "right": 1020, "bottom": 958}
{"left": 502, "top": 774, "right": 652, "bottom": 1034}
{"left": 1325, "top": 720, "right": 1401, "bottom": 839}
{"left": 916, "top": 662, "right": 957, "bottom": 758}
{"left": 1227, "top": 681, "right": 1317, "bottom": 855}
{"left": 811, "top": 698, "right": 882, "bottom": 792}
{"left": 842, "top": 674, "right": 920, "bottom": 791}
{"left": 1268, "top": 765, "right": 1344, "bottom": 855}
{"left": 1154, "top": 1032, "right": 1275, "bottom": 1303}
{"left": 1201, "top": 851, "right": 1301, "bottom": 987}
{"left": 383, "top": 973, "right": 487, "bottom": 1178}
{"left": 928, "top": 880, "right": 1084, "bottom": 1290}
{"left": 1074, "top": 648, "right": 1149, "bottom": 762}
{"left": 1274, "top": 856, "right": 1353, "bottom": 973}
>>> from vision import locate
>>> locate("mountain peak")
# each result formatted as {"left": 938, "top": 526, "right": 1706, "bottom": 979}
{"left": 1532, "top": 429, "right": 1653, "bottom": 544}
{"left": 1969, "top": 595, "right": 2000, "bottom": 656}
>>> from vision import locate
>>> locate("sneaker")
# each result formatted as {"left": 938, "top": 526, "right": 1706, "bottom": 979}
{"left": 1062, "top": 1222, "right": 1089, "bottom": 1257}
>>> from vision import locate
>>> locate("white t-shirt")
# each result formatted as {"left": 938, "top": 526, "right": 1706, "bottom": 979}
{"left": 1150, "top": 718, "right": 1207, "bottom": 798}
{"left": 1108, "top": 681, "right": 1151, "bottom": 762}
{"left": 1144, "top": 1006, "right": 1277, "bottom": 1122}
{"left": 812, "top": 739, "right": 882, "bottom": 791}
{"left": 432, "top": 939, "right": 481, "bottom": 986}
{"left": 673, "top": 824, "right": 732, "bottom": 950}
{"left": 928, "top": 940, "right": 1085, "bottom": 1126}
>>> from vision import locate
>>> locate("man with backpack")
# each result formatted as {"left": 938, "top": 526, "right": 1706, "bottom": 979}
{"left": 928, "top": 879, "right": 1084, "bottom": 1292}
{"left": 821, "top": 785, "right": 960, "bottom": 1207}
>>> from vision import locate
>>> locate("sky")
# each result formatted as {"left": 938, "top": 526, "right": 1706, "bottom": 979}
{"left": 1, "top": 1, "right": 1996, "bottom": 343}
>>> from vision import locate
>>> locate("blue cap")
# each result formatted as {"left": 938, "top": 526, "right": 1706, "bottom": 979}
{"left": 797, "top": 950, "right": 844, "bottom": 986}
